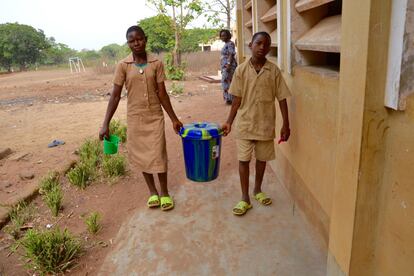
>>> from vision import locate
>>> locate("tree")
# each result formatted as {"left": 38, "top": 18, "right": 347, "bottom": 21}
{"left": 146, "top": 0, "right": 203, "bottom": 65}
{"left": 42, "top": 37, "right": 76, "bottom": 65}
{"left": 138, "top": 14, "right": 175, "bottom": 53}
{"left": 181, "top": 28, "right": 218, "bottom": 52}
{"left": 203, "top": 0, "right": 235, "bottom": 29}
{"left": 100, "top": 43, "right": 126, "bottom": 61}
{"left": 0, "top": 23, "right": 49, "bottom": 71}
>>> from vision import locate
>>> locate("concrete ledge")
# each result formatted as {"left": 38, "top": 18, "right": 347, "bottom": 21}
{"left": 0, "top": 157, "right": 78, "bottom": 229}
{"left": 295, "top": 15, "right": 341, "bottom": 53}
{"left": 260, "top": 4, "right": 277, "bottom": 22}
{"left": 295, "top": 0, "right": 335, "bottom": 13}
{"left": 271, "top": 150, "right": 330, "bottom": 245}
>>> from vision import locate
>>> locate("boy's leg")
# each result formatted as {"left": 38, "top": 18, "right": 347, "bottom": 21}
{"left": 252, "top": 140, "right": 275, "bottom": 205}
{"left": 142, "top": 172, "right": 159, "bottom": 196}
{"left": 237, "top": 139, "right": 255, "bottom": 204}
{"left": 157, "top": 172, "right": 169, "bottom": 197}
{"left": 239, "top": 160, "right": 251, "bottom": 204}
{"left": 254, "top": 160, "right": 266, "bottom": 195}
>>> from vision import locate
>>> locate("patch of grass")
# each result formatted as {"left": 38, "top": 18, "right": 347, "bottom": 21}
{"left": 4, "top": 202, "right": 34, "bottom": 239}
{"left": 21, "top": 228, "right": 82, "bottom": 275}
{"left": 39, "top": 171, "right": 63, "bottom": 216}
{"left": 66, "top": 161, "right": 94, "bottom": 189}
{"left": 102, "top": 154, "right": 126, "bottom": 177}
{"left": 79, "top": 139, "right": 102, "bottom": 166}
{"left": 109, "top": 119, "right": 127, "bottom": 143}
{"left": 39, "top": 171, "right": 60, "bottom": 195}
{"left": 84, "top": 212, "right": 101, "bottom": 234}
{"left": 43, "top": 185, "right": 63, "bottom": 217}
{"left": 170, "top": 82, "right": 184, "bottom": 95}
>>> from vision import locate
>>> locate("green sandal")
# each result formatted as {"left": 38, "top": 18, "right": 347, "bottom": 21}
{"left": 232, "top": 201, "right": 252, "bottom": 216}
{"left": 160, "top": 196, "right": 174, "bottom": 211}
{"left": 254, "top": 192, "right": 272, "bottom": 206}
{"left": 147, "top": 195, "right": 160, "bottom": 208}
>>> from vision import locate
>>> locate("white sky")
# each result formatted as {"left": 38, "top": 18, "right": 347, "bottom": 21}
{"left": 0, "top": 0, "right": 210, "bottom": 51}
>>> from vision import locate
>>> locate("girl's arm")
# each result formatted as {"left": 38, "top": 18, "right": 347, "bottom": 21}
{"left": 157, "top": 81, "right": 183, "bottom": 133}
{"left": 222, "top": 96, "right": 242, "bottom": 136}
{"left": 278, "top": 99, "right": 290, "bottom": 141}
{"left": 99, "top": 84, "right": 122, "bottom": 140}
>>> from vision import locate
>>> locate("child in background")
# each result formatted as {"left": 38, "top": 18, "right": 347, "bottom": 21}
{"left": 222, "top": 32, "right": 291, "bottom": 216}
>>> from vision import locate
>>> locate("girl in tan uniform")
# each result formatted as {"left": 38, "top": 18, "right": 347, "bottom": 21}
{"left": 99, "top": 26, "right": 183, "bottom": 211}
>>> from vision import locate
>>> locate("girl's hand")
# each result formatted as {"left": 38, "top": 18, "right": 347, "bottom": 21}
{"left": 99, "top": 124, "right": 110, "bottom": 141}
{"left": 173, "top": 120, "right": 183, "bottom": 134}
{"left": 221, "top": 123, "right": 231, "bottom": 136}
{"left": 280, "top": 124, "right": 290, "bottom": 142}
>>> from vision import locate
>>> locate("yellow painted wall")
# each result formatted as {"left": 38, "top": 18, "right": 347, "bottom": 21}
{"left": 237, "top": 1, "right": 414, "bottom": 275}
{"left": 374, "top": 95, "right": 414, "bottom": 276}
{"left": 277, "top": 67, "right": 338, "bottom": 217}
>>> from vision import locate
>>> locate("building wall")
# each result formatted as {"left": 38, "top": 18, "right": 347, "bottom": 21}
{"left": 374, "top": 97, "right": 414, "bottom": 275}
{"left": 236, "top": 1, "right": 414, "bottom": 275}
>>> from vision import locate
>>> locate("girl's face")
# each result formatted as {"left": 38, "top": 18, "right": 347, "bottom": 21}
{"left": 249, "top": 34, "right": 271, "bottom": 59}
{"left": 220, "top": 31, "right": 230, "bottom": 42}
{"left": 127, "top": 31, "right": 147, "bottom": 55}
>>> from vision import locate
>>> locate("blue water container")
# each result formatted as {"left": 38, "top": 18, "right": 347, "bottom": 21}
{"left": 179, "top": 122, "right": 223, "bottom": 182}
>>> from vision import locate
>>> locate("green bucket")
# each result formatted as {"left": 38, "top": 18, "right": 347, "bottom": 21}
{"left": 103, "top": 135, "right": 119, "bottom": 155}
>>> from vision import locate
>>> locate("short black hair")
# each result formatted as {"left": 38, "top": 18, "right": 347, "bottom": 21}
{"left": 219, "top": 29, "right": 232, "bottom": 39}
{"left": 126, "top": 25, "right": 146, "bottom": 39}
{"left": 251, "top": 32, "right": 271, "bottom": 43}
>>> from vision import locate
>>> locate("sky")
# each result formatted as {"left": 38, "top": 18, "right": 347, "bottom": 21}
{"left": 0, "top": 0, "right": 210, "bottom": 51}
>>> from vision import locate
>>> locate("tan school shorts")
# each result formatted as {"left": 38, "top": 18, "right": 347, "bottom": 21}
{"left": 237, "top": 139, "right": 275, "bottom": 162}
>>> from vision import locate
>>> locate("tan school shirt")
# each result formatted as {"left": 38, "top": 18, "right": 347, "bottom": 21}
{"left": 229, "top": 58, "right": 291, "bottom": 140}
{"left": 112, "top": 53, "right": 168, "bottom": 173}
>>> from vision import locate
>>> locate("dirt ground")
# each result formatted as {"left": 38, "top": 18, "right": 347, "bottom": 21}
{"left": 0, "top": 68, "right": 228, "bottom": 275}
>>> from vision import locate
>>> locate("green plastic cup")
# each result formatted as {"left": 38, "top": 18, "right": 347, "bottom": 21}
{"left": 103, "top": 135, "right": 120, "bottom": 155}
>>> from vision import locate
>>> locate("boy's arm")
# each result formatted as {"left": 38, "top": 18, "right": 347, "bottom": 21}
{"left": 157, "top": 81, "right": 183, "bottom": 134}
{"left": 278, "top": 99, "right": 290, "bottom": 141}
{"left": 222, "top": 96, "right": 241, "bottom": 136}
{"left": 99, "top": 84, "right": 123, "bottom": 140}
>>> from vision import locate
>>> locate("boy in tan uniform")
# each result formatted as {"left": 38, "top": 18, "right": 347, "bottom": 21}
{"left": 99, "top": 26, "right": 183, "bottom": 211}
{"left": 222, "top": 32, "right": 291, "bottom": 215}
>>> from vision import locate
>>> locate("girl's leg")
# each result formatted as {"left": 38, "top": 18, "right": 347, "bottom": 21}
{"left": 239, "top": 161, "right": 250, "bottom": 203}
{"left": 157, "top": 172, "right": 169, "bottom": 197}
{"left": 142, "top": 172, "right": 159, "bottom": 196}
{"left": 254, "top": 160, "right": 266, "bottom": 195}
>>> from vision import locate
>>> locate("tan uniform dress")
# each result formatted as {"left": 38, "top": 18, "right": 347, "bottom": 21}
{"left": 229, "top": 59, "right": 291, "bottom": 161}
{"left": 113, "top": 53, "right": 167, "bottom": 173}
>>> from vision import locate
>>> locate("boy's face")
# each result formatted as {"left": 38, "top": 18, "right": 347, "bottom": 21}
{"left": 127, "top": 31, "right": 147, "bottom": 55}
{"left": 249, "top": 35, "right": 271, "bottom": 59}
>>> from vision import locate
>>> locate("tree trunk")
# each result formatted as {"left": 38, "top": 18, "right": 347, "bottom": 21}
{"left": 226, "top": 0, "right": 231, "bottom": 30}
{"left": 172, "top": 5, "right": 177, "bottom": 66}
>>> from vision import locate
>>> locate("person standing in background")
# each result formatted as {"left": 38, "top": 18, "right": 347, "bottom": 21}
{"left": 220, "top": 29, "right": 237, "bottom": 105}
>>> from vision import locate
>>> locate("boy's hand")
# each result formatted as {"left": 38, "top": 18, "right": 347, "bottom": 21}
{"left": 221, "top": 123, "right": 231, "bottom": 136}
{"left": 280, "top": 124, "right": 290, "bottom": 142}
{"left": 99, "top": 124, "right": 109, "bottom": 141}
{"left": 173, "top": 120, "right": 183, "bottom": 134}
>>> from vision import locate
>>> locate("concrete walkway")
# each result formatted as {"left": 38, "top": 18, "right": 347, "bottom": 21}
{"left": 99, "top": 168, "right": 326, "bottom": 275}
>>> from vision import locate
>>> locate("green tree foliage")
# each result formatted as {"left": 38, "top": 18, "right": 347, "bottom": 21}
{"left": 181, "top": 28, "right": 217, "bottom": 52}
{"left": 146, "top": 0, "right": 203, "bottom": 65}
{"left": 100, "top": 43, "right": 127, "bottom": 61}
{"left": 78, "top": 49, "right": 101, "bottom": 62}
{"left": 0, "top": 23, "right": 49, "bottom": 71}
{"left": 42, "top": 37, "right": 76, "bottom": 65}
{"left": 138, "top": 14, "right": 175, "bottom": 53}
{"left": 202, "top": 0, "right": 235, "bottom": 29}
